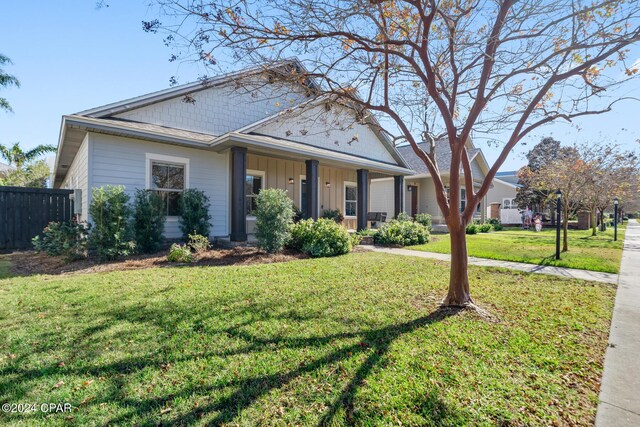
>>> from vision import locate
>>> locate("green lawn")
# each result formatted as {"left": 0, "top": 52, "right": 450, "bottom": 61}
{"left": 411, "top": 225, "right": 626, "bottom": 273}
{"left": 0, "top": 252, "right": 613, "bottom": 426}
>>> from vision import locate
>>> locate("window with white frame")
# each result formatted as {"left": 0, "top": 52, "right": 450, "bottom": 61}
{"left": 503, "top": 198, "right": 515, "bottom": 209}
{"left": 151, "top": 162, "right": 186, "bottom": 216}
{"left": 245, "top": 170, "right": 264, "bottom": 216}
{"left": 344, "top": 182, "right": 357, "bottom": 217}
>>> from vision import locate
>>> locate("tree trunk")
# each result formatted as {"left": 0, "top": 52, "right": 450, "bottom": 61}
{"left": 591, "top": 208, "right": 597, "bottom": 236}
{"left": 443, "top": 224, "right": 472, "bottom": 307}
{"left": 599, "top": 209, "right": 606, "bottom": 232}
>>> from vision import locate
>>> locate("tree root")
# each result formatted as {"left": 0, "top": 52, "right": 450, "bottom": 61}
{"left": 438, "top": 301, "right": 501, "bottom": 323}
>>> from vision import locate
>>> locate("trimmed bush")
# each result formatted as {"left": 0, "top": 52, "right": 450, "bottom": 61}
{"left": 288, "top": 218, "right": 351, "bottom": 257}
{"left": 465, "top": 223, "right": 479, "bottom": 234}
{"left": 479, "top": 223, "right": 492, "bottom": 233}
{"left": 321, "top": 209, "right": 344, "bottom": 224}
{"left": 492, "top": 223, "right": 504, "bottom": 231}
{"left": 133, "top": 189, "right": 166, "bottom": 253}
{"left": 187, "top": 232, "right": 211, "bottom": 254}
{"left": 32, "top": 220, "right": 90, "bottom": 261}
{"left": 167, "top": 243, "right": 193, "bottom": 263}
{"left": 395, "top": 212, "right": 413, "bottom": 222}
{"left": 179, "top": 189, "right": 211, "bottom": 240}
{"left": 89, "top": 186, "right": 136, "bottom": 261}
{"left": 374, "top": 220, "right": 430, "bottom": 246}
{"left": 255, "top": 188, "right": 295, "bottom": 253}
{"left": 414, "top": 213, "right": 432, "bottom": 231}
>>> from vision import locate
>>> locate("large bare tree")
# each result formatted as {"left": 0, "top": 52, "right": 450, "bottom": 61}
{"left": 146, "top": 0, "right": 640, "bottom": 307}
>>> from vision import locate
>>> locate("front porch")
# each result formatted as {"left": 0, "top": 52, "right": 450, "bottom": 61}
{"left": 222, "top": 139, "right": 411, "bottom": 242}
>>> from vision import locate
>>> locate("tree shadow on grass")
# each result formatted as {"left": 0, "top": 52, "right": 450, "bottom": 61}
{"left": 0, "top": 299, "right": 465, "bottom": 426}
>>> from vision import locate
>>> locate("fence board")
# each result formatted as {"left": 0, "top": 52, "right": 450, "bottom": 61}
{"left": 0, "top": 186, "right": 75, "bottom": 250}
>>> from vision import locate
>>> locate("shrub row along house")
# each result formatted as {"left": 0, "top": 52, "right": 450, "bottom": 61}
{"left": 53, "top": 61, "right": 488, "bottom": 240}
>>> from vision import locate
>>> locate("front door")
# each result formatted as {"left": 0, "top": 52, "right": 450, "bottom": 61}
{"left": 409, "top": 186, "right": 418, "bottom": 217}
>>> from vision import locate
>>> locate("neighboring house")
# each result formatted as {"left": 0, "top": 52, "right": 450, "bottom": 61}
{"left": 52, "top": 61, "right": 412, "bottom": 242}
{"left": 487, "top": 170, "right": 519, "bottom": 209}
{"left": 370, "top": 139, "right": 490, "bottom": 227}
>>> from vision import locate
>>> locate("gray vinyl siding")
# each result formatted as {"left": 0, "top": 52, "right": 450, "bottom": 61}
{"left": 60, "top": 134, "right": 89, "bottom": 221}
{"left": 470, "top": 157, "right": 485, "bottom": 182}
{"left": 89, "top": 133, "right": 229, "bottom": 238}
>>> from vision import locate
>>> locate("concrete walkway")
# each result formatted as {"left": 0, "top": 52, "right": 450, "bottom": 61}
{"left": 369, "top": 246, "right": 619, "bottom": 284}
{"left": 597, "top": 219, "right": 640, "bottom": 426}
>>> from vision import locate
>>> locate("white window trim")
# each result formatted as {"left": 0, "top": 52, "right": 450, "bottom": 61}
{"left": 460, "top": 188, "right": 467, "bottom": 212}
{"left": 344, "top": 181, "right": 358, "bottom": 219}
{"left": 246, "top": 169, "right": 265, "bottom": 220}
{"left": 145, "top": 153, "right": 190, "bottom": 220}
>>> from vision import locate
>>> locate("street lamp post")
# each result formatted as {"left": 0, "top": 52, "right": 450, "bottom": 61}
{"left": 556, "top": 189, "right": 562, "bottom": 260}
{"left": 614, "top": 198, "right": 619, "bottom": 242}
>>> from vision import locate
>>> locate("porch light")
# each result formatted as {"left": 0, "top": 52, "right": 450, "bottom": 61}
{"left": 288, "top": 177, "right": 294, "bottom": 184}
{"left": 407, "top": 185, "right": 413, "bottom": 191}
{"left": 325, "top": 181, "right": 331, "bottom": 188}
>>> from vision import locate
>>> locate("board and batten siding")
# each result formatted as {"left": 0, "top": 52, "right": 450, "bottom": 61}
{"left": 89, "top": 133, "right": 229, "bottom": 238}
{"left": 246, "top": 153, "right": 360, "bottom": 230}
{"left": 60, "top": 134, "right": 89, "bottom": 221}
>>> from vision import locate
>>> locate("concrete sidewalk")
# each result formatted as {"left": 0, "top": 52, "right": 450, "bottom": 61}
{"left": 597, "top": 220, "right": 640, "bottom": 426}
{"left": 369, "top": 246, "right": 619, "bottom": 284}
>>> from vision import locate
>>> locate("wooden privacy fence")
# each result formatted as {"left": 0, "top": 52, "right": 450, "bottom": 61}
{"left": 0, "top": 186, "right": 75, "bottom": 250}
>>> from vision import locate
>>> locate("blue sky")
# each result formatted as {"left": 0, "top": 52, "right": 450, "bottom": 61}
{"left": 1, "top": 1, "right": 639, "bottom": 171}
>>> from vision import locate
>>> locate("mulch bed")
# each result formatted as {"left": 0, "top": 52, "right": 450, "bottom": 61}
{"left": 3, "top": 246, "right": 312, "bottom": 277}
{"left": 3, "top": 245, "right": 372, "bottom": 277}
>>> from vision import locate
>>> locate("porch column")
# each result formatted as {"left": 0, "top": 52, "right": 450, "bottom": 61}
{"left": 305, "top": 159, "right": 319, "bottom": 220}
{"left": 393, "top": 175, "right": 404, "bottom": 218}
{"left": 357, "top": 169, "right": 369, "bottom": 231}
{"left": 230, "top": 147, "right": 247, "bottom": 242}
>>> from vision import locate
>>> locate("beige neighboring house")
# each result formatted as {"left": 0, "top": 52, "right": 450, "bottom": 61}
{"left": 486, "top": 171, "right": 521, "bottom": 224}
{"left": 52, "top": 60, "right": 412, "bottom": 242}
{"left": 370, "top": 139, "right": 490, "bottom": 229}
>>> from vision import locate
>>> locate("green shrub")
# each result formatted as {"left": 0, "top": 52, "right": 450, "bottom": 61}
{"left": 187, "top": 232, "right": 211, "bottom": 254}
{"left": 179, "top": 189, "right": 211, "bottom": 240}
{"left": 89, "top": 186, "right": 136, "bottom": 261}
{"left": 414, "top": 213, "right": 432, "bottom": 231}
{"left": 395, "top": 212, "right": 413, "bottom": 222}
{"left": 465, "top": 223, "right": 479, "bottom": 234}
{"left": 356, "top": 228, "right": 379, "bottom": 237}
{"left": 374, "top": 220, "right": 430, "bottom": 246}
{"left": 479, "top": 223, "right": 492, "bottom": 233}
{"left": 321, "top": 209, "right": 344, "bottom": 224}
{"left": 493, "top": 223, "right": 504, "bottom": 231}
{"left": 255, "top": 188, "right": 295, "bottom": 253}
{"left": 488, "top": 219, "right": 504, "bottom": 231}
{"left": 487, "top": 218, "right": 500, "bottom": 225}
{"left": 32, "top": 220, "right": 90, "bottom": 261}
{"left": 287, "top": 218, "right": 314, "bottom": 251}
{"left": 167, "top": 243, "right": 193, "bottom": 263}
{"left": 133, "top": 189, "right": 166, "bottom": 253}
{"left": 350, "top": 233, "right": 363, "bottom": 247}
{"left": 288, "top": 218, "right": 351, "bottom": 257}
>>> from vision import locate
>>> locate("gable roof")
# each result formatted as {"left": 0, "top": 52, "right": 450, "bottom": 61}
{"left": 396, "top": 139, "right": 485, "bottom": 178}
{"left": 77, "top": 58, "right": 312, "bottom": 118}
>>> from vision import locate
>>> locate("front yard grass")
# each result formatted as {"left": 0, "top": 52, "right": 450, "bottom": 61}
{"left": 411, "top": 225, "right": 625, "bottom": 273}
{"left": 0, "top": 252, "right": 614, "bottom": 426}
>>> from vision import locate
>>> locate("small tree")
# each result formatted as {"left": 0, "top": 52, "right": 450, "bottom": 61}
{"left": 89, "top": 186, "right": 136, "bottom": 261}
{"left": 255, "top": 188, "right": 294, "bottom": 253}
{"left": 0, "top": 142, "right": 57, "bottom": 169}
{"left": 521, "top": 149, "right": 590, "bottom": 252}
{"left": 179, "top": 189, "right": 211, "bottom": 239}
{"left": 0, "top": 159, "right": 50, "bottom": 187}
{"left": 133, "top": 189, "right": 166, "bottom": 253}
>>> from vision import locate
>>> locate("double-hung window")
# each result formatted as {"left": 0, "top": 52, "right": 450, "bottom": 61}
{"left": 147, "top": 154, "right": 189, "bottom": 217}
{"left": 245, "top": 170, "right": 264, "bottom": 216}
{"left": 344, "top": 182, "right": 357, "bottom": 217}
{"left": 460, "top": 188, "right": 466, "bottom": 212}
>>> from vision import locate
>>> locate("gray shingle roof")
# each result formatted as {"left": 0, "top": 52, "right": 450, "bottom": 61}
{"left": 396, "top": 140, "right": 480, "bottom": 175}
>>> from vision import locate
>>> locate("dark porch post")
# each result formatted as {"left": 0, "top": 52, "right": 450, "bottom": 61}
{"left": 230, "top": 147, "right": 247, "bottom": 241}
{"left": 393, "top": 175, "right": 404, "bottom": 218}
{"left": 305, "top": 159, "right": 319, "bottom": 220}
{"left": 357, "top": 169, "right": 369, "bottom": 231}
